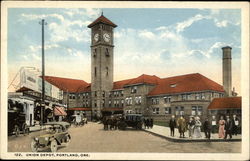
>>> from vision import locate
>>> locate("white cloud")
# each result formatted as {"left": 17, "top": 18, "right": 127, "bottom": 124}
{"left": 138, "top": 30, "right": 155, "bottom": 39}
{"left": 176, "top": 14, "right": 209, "bottom": 33}
{"left": 20, "top": 13, "right": 65, "bottom": 22}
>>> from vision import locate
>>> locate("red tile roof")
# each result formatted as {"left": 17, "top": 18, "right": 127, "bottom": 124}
{"left": 67, "top": 107, "right": 92, "bottom": 111}
{"left": 44, "top": 76, "right": 89, "bottom": 93}
{"left": 88, "top": 15, "right": 117, "bottom": 28}
{"left": 124, "top": 74, "right": 160, "bottom": 86}
{"left": 113, "top": 78, "right": 135, "bottom": 90}
{"left": 77, "top": 83, "right": 91, "bottom": 93}
{"left": 207, "top": 97, "right": 241, "bottom": 110}
{"left": 148, "top": 73, "right": 224, "bottom": 96}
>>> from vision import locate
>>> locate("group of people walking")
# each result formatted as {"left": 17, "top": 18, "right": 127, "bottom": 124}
{"left": 143, "top": 118, "right": 154, "bottom": 129}
{"left": 102, "top": 115, "right": 120, "bottom": 130}
{"left": 169, "top": 114, "right": 240, "bottom": 139}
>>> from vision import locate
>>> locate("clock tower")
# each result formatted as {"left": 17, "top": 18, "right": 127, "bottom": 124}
{"left": 88, "top": 14, "right": 117, "bottom": 117}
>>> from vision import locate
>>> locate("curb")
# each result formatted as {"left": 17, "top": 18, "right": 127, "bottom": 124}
{"left": 143, "top": 129, "right": 241, "bottom": 142}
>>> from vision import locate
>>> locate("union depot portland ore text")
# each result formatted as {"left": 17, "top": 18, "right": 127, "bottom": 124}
{"left": 1, "top": 1, "right": 249, "bottom": 160}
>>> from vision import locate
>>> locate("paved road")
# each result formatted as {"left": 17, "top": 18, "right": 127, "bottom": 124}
{"left": 8, "top": 122, "right": 241, "bottom": 153}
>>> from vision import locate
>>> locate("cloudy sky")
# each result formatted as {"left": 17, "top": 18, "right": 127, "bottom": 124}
{"left": 7, "top": 8, "right": 241, "bottom": 94}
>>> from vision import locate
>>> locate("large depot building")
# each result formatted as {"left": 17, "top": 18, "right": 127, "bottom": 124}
{"left": 43, "top": 14, "right": 241, "bottom": 121}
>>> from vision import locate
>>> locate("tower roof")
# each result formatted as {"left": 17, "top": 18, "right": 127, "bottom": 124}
{"left": 88, "top": 15, "right": 117, "bottom": 28}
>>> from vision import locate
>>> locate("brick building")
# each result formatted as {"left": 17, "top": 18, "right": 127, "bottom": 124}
{"left": 42, "top": 14, "right": 240, "bottom": 122}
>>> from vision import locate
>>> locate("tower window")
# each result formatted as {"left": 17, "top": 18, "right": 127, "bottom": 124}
{"left": 93, "top": 48, "right": 97, "bottom": 57}
{"left": 105, "top": 48, "right": 110, "bottom": 56}
{"left": 95, "top": 67, "right": 97, "bottom": 77}
{"left": 106, "top": 67, "right": 109, "bottom": 76}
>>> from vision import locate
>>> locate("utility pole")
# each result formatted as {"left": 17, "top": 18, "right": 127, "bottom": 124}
{"left": 39, "top": 19, "right": 47, "bottom": 125}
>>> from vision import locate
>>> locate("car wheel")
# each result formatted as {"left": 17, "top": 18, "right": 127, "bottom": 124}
{"left": 64, "top": 135, "right": 71, "bottom": 147}
{"left": 14, "top": 125, "right": 20, "bottom": 137}
{"left": 31, "top": 139, "right": 39, "bottom": 152}
{"left": 50, "top": 140, "right": 58, "bottom": 152}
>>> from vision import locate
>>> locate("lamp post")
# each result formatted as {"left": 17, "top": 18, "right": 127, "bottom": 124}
{"left": 39, "top": 19, "right": 47, "bottom": 125}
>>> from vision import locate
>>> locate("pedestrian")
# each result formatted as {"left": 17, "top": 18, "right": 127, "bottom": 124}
{"left": 232, "top": 114, "right": 240, "bottom": 136}
{"left": 169, "top": 115, "right": 176, "bottom": 137}
{"left": 224, "top": 115, "right": 233, "bottom": 139}
{"left": 203, "top": 117, "right": 211, "bottom": 139}
{"left": 218, "top": 116, "right": 226, "bottom": 139}
{"left": 150, "top": 118, "right": 154, "bottom": 128}
{"left": 187, "top": 116, "right": 195, "bottom": 138}
{"left": 177, "top": 115, "right": 186, "bottom": 138}
{"left": 211, "top": 115, "right": 217, "bottom": 134}
{"left": 146, "top": 119, "right": 150, "bottom": 129}
{"left": 193, "top": 116, "right": 202, "bottom": 138}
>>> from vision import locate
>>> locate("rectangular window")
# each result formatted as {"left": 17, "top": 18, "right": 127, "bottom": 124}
{"left": 195, "top": 93, "right": 201, "bottom": 100}
{"left": 109, "top": 92, "right": 112, "bottom": 97}
{"left": 187, "top": 94, "right": 191, "bottom": 100}
{"left": 201, "top": 93, "right": 205, "bottom": 100}
{"left": 181, "top": 94, "right": 187, "bottom": 100}
{"left": 165, "top": 107, "right": 171, "bottom": 114}
{"left": 121, "top": 100, "right": 124, "bottom": 107}
{"left": 108, "top": 100, "right": 111, "bottom": 107}
{"left": 197, "top": 106, "right": 202, "bottom": 115}
{"left": 192, "top": 106, "right": 197, "bottom": 116}
{"left": 153, "top": 108, "right": 159, "bottom": 114}
{"left": 191, "top": 106, "right": 202, "bottom": 115}
{"left": 164, "top": 96, "right": 171, "bottom": 103}
{"left": 175, "top": 106, "right": 180, "bottom": 115}
{"left": 121, "top": 91, "right": 124, "bottom": 97}
{"left": 180, "top": 106, "right": 184, "bottom": 115}
{"left": 94, "top": 100, "right": 97, "bottom": 107}
{"left": 125, "top": 97, "right": 132, "bottom": 106}
{"left": 95, "top": 91, "right": 97, "bottom": 97}
{"left": 131, "top": 86, "right": 137, "bottom": 93}
{"left": 102, "top": 91, "right": 105, "bottom": 97}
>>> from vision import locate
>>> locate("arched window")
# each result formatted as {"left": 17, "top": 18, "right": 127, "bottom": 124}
{"left": 105, "top": 48, "right": 109, "bottom": 56}
{"left": 106, "top": 67, "right": 108, "bottom": 76}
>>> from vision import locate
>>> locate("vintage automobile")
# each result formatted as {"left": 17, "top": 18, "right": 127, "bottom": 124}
{"left": 8, "top": 99, "right": 29, "bottom": 136}
{"left": 31, "top": 122, "right": 71, "bottom": 152}
{"left": 117, "top": 114, "right": 144, "bottom": 130}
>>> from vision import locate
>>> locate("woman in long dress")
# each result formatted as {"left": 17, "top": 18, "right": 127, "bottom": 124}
{"left": 218, "top": 116, "right": 226, "bottom": 138}
{"left": 193, "top": 116, "right": 202, "bottom": 138}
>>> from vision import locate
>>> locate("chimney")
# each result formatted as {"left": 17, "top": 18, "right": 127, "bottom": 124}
{"left": 222, "top": 46, "right": 232, "bottom": 97}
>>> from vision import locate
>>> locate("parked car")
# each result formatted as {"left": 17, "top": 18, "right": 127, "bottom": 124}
{"left": 31, "top": 122, "right": 71, "bottom": 152}
{"left": 117, "top": 114, "right": 144, "bottom": 130}
{"left": 8, "top": 99, "right": 29, "bottom": 136}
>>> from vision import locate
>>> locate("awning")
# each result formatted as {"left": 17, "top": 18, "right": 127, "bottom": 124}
{"left": 67, "top": 107, "right": 92, "bottom": 111}
{"left": 54, "top": 106, "right": 67, "bottom": 116}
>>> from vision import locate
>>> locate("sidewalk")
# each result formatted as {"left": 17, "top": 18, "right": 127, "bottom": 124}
{"left": 143, "top": 125, "right": 241, "bottom": 142}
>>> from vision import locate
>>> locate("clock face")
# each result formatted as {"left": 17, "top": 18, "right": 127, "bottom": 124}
{"left": 103, "top": 33, "right": 110, "bottom": 42}
{"left": 94, "top": 33, "right": 99, "bottom": 42}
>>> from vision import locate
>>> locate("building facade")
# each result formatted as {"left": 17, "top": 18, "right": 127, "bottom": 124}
{"left": 41, "top": 14, "right": 240, "bottom": 122}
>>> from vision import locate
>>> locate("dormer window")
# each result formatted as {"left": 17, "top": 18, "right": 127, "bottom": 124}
{"left": 170, "top": 84, "right": 177, "bottom": 88}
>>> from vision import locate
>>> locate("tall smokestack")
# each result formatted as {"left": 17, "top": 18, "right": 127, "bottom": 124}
{"left": 222, "top": 46, "right": 232, "bottom": 97}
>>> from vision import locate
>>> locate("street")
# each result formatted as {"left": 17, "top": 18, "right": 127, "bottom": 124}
{"left": 8, "top": 122, "right": 241, "bottom": 153}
